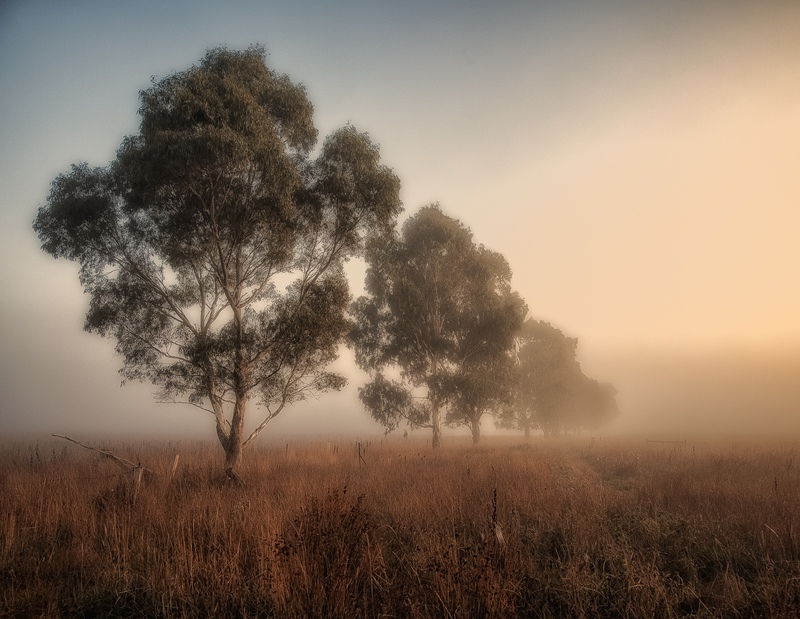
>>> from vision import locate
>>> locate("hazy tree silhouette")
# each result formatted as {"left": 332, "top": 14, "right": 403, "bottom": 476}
{"left": 498, "top": 319, "right": 617, "bottom": 437}
{"left": 497, "top": 320, "right": 578, "bottom": 437}
{"left": 562, "top": 376, "right": 619, "bottom": 435}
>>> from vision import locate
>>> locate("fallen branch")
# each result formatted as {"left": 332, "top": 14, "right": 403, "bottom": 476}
{"left": 52, "top": 434, "right": 155, "bottom": 479}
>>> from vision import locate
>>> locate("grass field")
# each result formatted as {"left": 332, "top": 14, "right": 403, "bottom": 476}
{"left": 1, "top": 434, "right": 799, "bottom": 618}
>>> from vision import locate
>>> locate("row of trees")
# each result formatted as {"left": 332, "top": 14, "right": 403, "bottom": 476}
{"left": 351, "top": 206, "right": 617, "bottom": 445}
{"left": 34, "top": 47, "right": 615, "bottom": 477}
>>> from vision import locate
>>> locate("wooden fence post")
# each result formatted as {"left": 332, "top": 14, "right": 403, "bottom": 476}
{"left": 169, "top": 454, "right": 180, "bottom": 483}
{"left": 132, "top": 466, "right": 144, "bottom": 505}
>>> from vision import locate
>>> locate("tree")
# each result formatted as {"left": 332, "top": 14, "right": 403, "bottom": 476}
{"left": 498, "top": 319, "right": 618, "bottom": 437}
{"left": 562, "top": 376, "right": 619, "bottom": 435}
{"left": 33, "top": 46, "right": 402, "bottom": 478}
{"left": 443, "top": 352, "right": 517, "bottom": 444}
{"left": 497, "top": 319, "right": 580, "bottom": 438}
{"left": 351, "top": 205, "right": 524, "bottom": 446}
{"left": 442, "top": 247, "right": 527, "bottom": 443}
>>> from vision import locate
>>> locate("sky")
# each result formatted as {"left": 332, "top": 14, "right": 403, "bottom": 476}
{"left": 1, "top": 0, "right": 799, "bottom": 440}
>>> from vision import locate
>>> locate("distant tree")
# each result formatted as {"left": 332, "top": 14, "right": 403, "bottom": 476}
{"left": 498, "top": 319, "right": 618, "bottom": 437}
{"left": 33, "top": 46, "right": 401, "bottom": 479}
{"left": 443, "top": 248, "right": 527, "bottom": 443}
{"left": 497, "top": 319, "right": 579, "bottom": 437}
{"left": 351, "top": 205, "right": 522, "bottom": 447}
{"left": 563, "top": 376, "right": 619, "bottom": 435}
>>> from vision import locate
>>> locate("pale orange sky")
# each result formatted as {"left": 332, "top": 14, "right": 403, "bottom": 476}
{"left": 1, "top": 0, "right": 798, "bottom": 437}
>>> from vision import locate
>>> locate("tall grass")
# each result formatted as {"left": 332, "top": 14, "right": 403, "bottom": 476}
{"left": 1, "top": 436, "right": 799, "bottom": 617}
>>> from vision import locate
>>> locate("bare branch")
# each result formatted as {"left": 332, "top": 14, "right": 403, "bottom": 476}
{"left": 155, "top": 398, "right": 214, "bottom": 417}
{"left": 121, "top": 327, "right": 191, "bottom": 365}
{"left": 52, "top": 434, "right": 153, "bottom": 476}
{"left": 243, "top": 401, "right": 286, "bottom": 448}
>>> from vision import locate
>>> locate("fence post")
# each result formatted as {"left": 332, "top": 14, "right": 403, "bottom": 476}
{"left": 169, "top": 454, "right": 180, "bottom": 483}
{"left": 132, "top": 466, "right": 144, "bottom": 505}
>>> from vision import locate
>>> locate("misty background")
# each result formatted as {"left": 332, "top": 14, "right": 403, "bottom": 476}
{"left": 1, "top": 0, "right": 799, "bottom": 439}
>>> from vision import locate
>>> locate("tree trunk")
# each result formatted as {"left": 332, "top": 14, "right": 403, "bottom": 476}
{"left": 207, "top": 384, "right": 230, "bottom": 453}
{"left": 431, "top": 401, "right": 441, "bottom": 449}
{"left": 226, "top": 275, "right": 248, "bottom": 482}
{"left": 430, "top": 356, "right": 442, "bottom": 449}
{"left": 225, "top": 396, "right": 246, "bottom": 482}
{"left": 524, "top": 423, "right": 531, "bottom": 440}
{"left": 224, "top": 438, "right": 243, "bottom": 480}
{"left": 471, "top": 416, "right": 481, "bottom": 445}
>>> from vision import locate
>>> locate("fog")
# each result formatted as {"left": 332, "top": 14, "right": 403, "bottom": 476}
{"left": 584, "top": 344, "right": 800, "bottom": 438}
{"left": 1, "top": 1, "right": 799, "bottom": 441}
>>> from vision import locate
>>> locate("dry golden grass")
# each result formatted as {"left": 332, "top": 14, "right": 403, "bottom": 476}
{"left": 1, "top": 435, "right": 799, "bottom": 617}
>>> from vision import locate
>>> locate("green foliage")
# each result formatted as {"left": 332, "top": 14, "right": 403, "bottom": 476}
{"left": 358, "top": 373, "right": 430, "bottom": 432}
{"left": 33, "top": 46, "right": 402, "bottom": 471}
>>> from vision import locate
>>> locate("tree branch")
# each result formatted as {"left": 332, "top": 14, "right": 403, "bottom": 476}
{"left": 52, "top": 434, "right": 153, "bottom": 476}
{"left": 242, "top": 402, "right": 285, "bottom": 448}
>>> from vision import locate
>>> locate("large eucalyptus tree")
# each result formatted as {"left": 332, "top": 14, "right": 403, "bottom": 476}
{"left": 34, "top": 47, "right": 402, "bottom": 478}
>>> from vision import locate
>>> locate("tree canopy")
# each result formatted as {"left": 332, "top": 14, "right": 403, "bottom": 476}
{"left": 498, "top": 319, "right": 618, "bottom": 437}
{"left": 442, "top": 245, "right": 527, "bottom": 443}
{"left": 34, "top": 46, "right": 402, "bottom": 477}
{"left": 351, "top": 205, "right": 525, "bottom": 446}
